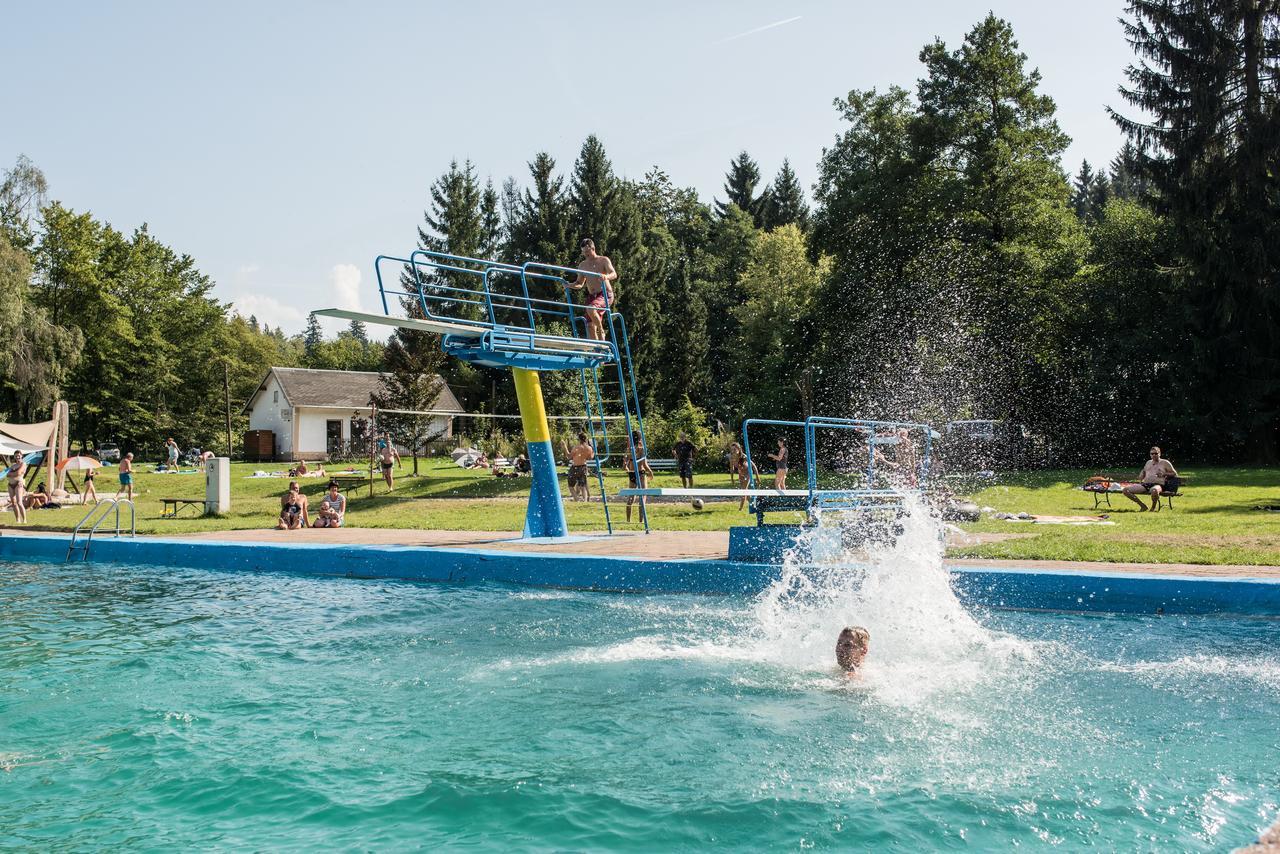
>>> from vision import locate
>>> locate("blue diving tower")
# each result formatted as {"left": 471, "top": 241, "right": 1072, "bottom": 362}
{"left": 313, "top": 249, "right": 650, "bottom": 538}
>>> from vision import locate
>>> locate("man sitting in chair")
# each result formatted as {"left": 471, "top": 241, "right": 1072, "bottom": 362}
{"left": 1123, "top": 446, "right": 1178, "bottom": 512}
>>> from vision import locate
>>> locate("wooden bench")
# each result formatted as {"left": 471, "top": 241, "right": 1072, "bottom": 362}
{"left": 160, "top": 498, "right": 207, "bottom": 518}
{"left": 647, "top": 458, "right": 678, "bottom": 471}
{"left": 1088, "top": 482, "right": 1186, "bottom": 511}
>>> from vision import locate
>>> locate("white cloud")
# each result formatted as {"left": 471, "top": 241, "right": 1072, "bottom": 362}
{"left": 323, "top": 263, "right": 388, "bottom": 340}
{"left": 231, "top": 294, "right": 305, "bottom": 332}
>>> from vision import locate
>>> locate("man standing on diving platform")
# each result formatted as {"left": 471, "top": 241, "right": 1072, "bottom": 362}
{"left": 569, "top": 238, "right": 617, "bottom": 341}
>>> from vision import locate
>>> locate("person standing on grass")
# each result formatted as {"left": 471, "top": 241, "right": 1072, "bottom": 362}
{"left": 379, "top": 436, "right": 401, "bottom": 492}
{"left": 733, "top": 452, "right": 758, "bottom": 511}
{"left": 1123, "top": 446, "right": 1178, "bottom": 512}
{"left": 83, "top": 464, "right": 98, "bottom": 504}
{"left": 116, "top": 453, "right": 135, "bottom": 501}
{"left": 767, "top": 437, "right": 789, "bottom": 490}
{"left": 623, "top": 430, "right": 653, "bottom": 523}
{"left": 568, "top": 432, "right": 595, "bottom": 502}
{"left": 165, "top": 437, "right": 179, "bottom": 470}
{"left": 672, "top": 432, "right": 696, "bottom": 489}
{"left": 6, "top": 452, "right": 27, "bottom": 524}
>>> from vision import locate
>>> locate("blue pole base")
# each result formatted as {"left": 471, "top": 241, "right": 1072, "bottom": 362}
{"left": 522, "top": 439, "right": 568, "bottom": 539}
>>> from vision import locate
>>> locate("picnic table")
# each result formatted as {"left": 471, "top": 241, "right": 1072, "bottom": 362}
{"left": 160, "top": 497, "right": 207, "bottom": 518}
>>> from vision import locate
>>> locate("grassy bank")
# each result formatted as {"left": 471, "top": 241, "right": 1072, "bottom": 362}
{"left": 953, "top": 467, "right": 1280, "bottom": 565}
{"left": 6, "top": 460, "right": 1279, "bottom": 566}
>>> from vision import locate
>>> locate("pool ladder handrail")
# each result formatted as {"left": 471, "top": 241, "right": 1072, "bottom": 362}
{"left": 66, "top": 498, "right": 135, "bottom": 561}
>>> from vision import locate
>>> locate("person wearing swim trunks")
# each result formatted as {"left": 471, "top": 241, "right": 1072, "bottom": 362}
{"left": 672, "top": 432, "right": 695, "bottom": 489}
{"left": 6, "top": 452, "right": 27, "bottom": 524}
{"left": 767, "top": 437, "right": 789, "bottom": 490}
{"left": 116, "top": 453, "right": 135, "bottom": 501}
{"left": 568, "top": 432, "right": 595, "bottom": 502}
{"left": 275, "top": 480, "right": 310, "bottom": 530}
{"left": 378, "top": 435, "right": 400, "bottom": 492}
{"left": 623, "top": 430, "right": 653, "bottom": 523}
{"left": 568, "top": 238, "right": 617, "bottom": 341}
{"left": 836, "top": 626, "right": 870, "bottom": 678}
{"left": 1123, "top": 446, "right": 1178, "bottom": 512}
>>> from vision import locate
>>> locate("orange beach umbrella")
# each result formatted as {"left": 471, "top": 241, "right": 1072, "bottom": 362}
{"left": 56, "top": 455, "right": 103, "bottom": 472}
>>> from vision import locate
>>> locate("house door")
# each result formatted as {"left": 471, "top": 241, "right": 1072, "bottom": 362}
{"left": 326, "top": 420, "right": 344, "bottom": 458}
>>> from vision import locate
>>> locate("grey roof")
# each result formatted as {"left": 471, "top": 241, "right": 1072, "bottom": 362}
{"left": 246, "top": 368, "right": 464, "bottom": 414}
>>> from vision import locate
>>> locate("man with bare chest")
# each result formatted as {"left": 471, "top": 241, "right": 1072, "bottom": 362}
{"left": 570, "top": 238, "right": 617, "bottom": 341}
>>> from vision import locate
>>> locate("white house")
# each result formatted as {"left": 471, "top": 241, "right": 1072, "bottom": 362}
{"left": 243, "top": 367, "right": 465, "bottom": 461}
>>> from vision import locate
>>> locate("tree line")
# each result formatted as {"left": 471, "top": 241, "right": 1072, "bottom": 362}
{"left": 3, "top": 5, "right": 1277, "bottom": 463}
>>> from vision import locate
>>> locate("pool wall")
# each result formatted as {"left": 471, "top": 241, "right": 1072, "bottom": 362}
{"left": 3, "top": 534, "right": 1279, "bottom": 616}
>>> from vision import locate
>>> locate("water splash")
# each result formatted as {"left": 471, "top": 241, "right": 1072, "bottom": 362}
{"left": 746, "top": 495, "right": 1036, "bottom": 704}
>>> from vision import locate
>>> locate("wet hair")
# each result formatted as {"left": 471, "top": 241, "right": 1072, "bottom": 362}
{"left": 836, "top": 626, "right": 871, "bottom": 672}
{"left": 1150, "top": 446, "right": 1161, "bottom": 454}
{"left": 580, "top": 237, "right": 595, "bottom": 250}
{"left": 778, "top": 437, "right": 787, "bottom": 446}
{"left": 578, "top": 432, "right": 587, "bottom": 443}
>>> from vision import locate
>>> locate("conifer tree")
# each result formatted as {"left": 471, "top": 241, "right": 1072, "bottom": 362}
{"left": 507, "top": 152, "right": 570, "bottom": 264}
{"left": 714, "top": 151, "right": 768, "bottom": 226}
{"left": 1112, "top": 0, "right": 1280, "bottom": 459}
{"left": 346, "top": 319, "right": 368, "bottom": 343}
{"left": 762, "top": 159, "right": 810, "bottom": 231}
{"left": 1072, "top": 160, "right": 1097, "bottom": 220}
{"left": 1108, "top": 140, "right": 1149, "bottom": 200}
{"left": 303, "top": 312, "right": 323, "bottom": 363}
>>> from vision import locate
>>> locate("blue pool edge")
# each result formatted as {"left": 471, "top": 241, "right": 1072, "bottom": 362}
{"left": 2, "top": 533, "right": 1279, "bottom": 616}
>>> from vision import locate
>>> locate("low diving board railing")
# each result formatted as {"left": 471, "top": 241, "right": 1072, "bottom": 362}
{"left": 739, "top": 416, "right": 936, "bottom": 525}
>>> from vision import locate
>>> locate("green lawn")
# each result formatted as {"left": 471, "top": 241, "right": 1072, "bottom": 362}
{"left": 8, "top": 460, "right": 1280, "bottom": 566}
{"left": 952, "top": 467, "right": 1280, "bottom": 566}
{"left": 10, "top": 459, "right": 781, "bottom": 536}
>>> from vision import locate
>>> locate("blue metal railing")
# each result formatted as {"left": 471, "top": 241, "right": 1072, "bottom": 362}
{"left": 369, "top": 247, "right": 647, "bottom": 533}
{"left": 741, "top": 416, "right": 934, "bottom": 520}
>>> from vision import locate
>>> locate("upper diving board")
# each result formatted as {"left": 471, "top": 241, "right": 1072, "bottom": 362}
{"left": 313, "top": 308, "right": 616, "bottom": 371}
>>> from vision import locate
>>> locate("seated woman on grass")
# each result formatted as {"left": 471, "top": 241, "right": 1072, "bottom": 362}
{"left": 275, "top": 481, "right": 310, "bottom": 530}
{"left": 313, "top": 481, "right": 346, "bottom": 528}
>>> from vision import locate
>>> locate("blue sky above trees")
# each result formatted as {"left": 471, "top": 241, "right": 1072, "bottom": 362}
{"left": 3, "top": 0, "right": 1133, "bottom": 336}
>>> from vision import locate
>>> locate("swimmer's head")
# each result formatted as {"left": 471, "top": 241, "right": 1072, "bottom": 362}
{"left": 836, "top": 626, "right": 870, "bottom": 672}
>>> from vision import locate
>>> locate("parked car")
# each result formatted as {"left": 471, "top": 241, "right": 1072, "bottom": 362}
{"left": 96, "top": 442, "right": 120, "bottom": 463}
{"left": 941, "top": 420, "right": 1048, "bottom": 472}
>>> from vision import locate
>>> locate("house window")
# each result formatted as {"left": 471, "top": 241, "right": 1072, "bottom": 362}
{"left": 273, "top": 390, "right": 279, "bottom": 403}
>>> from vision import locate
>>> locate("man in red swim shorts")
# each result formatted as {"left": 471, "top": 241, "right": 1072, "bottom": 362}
{"left": 570, "top": 237, "right": 617, "bottom": 341}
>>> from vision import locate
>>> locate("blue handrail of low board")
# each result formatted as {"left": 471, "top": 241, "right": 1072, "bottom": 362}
{"left": 741, "top": 416, "right": 935, "bottom": 516}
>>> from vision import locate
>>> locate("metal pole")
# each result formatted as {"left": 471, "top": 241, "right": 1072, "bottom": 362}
{"left": 223, "top": 362, "right": 233, "bottom": 458}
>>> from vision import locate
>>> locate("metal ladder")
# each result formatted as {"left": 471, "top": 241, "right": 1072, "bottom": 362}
{"left": 66, "top": 498, "right": 135, "bottom": 561}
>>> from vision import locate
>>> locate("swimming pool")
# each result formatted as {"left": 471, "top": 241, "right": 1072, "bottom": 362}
{"left": 2, "top": 553, "right": 1277, "bottom": 850}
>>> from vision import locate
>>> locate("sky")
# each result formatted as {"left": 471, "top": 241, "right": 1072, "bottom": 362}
{"left": 3, "top": 1, "right": 1136, "bottom": 338}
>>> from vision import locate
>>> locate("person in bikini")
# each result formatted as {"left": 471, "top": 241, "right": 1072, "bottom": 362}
{"left": 836, "top": 626, "right": 870, "bottom": 679}
{"left": 568, "top": 432, "right": 595, "bottom": 502}
{"left": 732, "top": 450, "right": 758, "bottom": 510}
{"left": 568, "top": 238, "right": 617, "bottom": 341}
{"left": 1122, "top": 446, "right": 1179, "bottom": 512}
{"left": 275, "top": 480, "right": 310, "bottom": 530}
{"left": 767, "top": 437, "right": 789, "bottom": 490}
{"left": 6, "top": 453, "right": 28, "bottom": 524}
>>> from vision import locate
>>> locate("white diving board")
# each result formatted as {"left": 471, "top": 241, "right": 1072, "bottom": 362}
{"left": 617, "top": 488, "right": 813, "bottom": 498}
{"left": 312, "top": 308, "right": 612, "bottom": 354}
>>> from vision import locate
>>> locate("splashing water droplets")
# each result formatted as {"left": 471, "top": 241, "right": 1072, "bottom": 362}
{"left": 747, "top": 495, "right": 1036, "bottom": 705}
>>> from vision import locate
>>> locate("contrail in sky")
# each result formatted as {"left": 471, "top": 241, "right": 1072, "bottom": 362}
{"left": 715, "top": 15, "right": 803, "bottom": 45}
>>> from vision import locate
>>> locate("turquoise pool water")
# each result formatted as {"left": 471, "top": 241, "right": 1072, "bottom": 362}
{"left": 2, "top": 556, "right": 1278, "bottom": 851}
